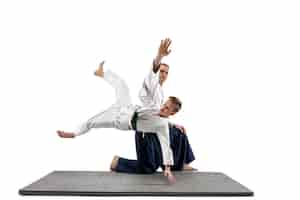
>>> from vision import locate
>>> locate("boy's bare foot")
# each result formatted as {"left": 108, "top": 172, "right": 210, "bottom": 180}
{"left": 183, "top": 164, "right": 198, "bottom": 171}
{"left": 57, "top": 130, "right": 76, "bottom": 138}
{"left": 110, "top": 155, "right": 119, "bottom": 171}
{"left": 94, "top": 61, "right": 105, "bottom": 77}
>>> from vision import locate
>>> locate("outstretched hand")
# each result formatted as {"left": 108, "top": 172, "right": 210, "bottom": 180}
{"left": 158, "top": 38, "right": 172, "bottom": 58}
{"left": 94, "top": 61, "right": 105, "bottom": 77}
{"left": 153, "top": 38, "right": 172, "bottom": 72}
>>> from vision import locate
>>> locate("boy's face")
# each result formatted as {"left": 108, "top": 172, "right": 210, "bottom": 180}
{"left": 159, "top": 99, "right": 176, "bottom": 117}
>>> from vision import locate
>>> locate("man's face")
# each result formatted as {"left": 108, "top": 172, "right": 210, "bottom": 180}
{"left": 159, "top": 99, "right": 176, "bottom": 118}
{"left": 159, "top": 64, "right": 169, "bottom": 84}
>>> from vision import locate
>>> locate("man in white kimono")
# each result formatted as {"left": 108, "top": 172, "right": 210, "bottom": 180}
{"left": 111, "top": 38, "right": 196, "bottom": 172}
{"left": 57, "top": 61, "right": 181, "bottom": 183}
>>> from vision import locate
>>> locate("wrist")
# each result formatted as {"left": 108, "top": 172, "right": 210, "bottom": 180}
{"left": 155, "top": 54, "right": 163, "bottom": 63}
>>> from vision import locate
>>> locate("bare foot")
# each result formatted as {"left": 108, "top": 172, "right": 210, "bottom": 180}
{"left": 183, "top": 164, "right": 198, "bottom": 171}
{"left": 94, "top": 60, "right": 105, "bottom": 77}
{"left": 57, "top": 130, "right": 76, "bottom": 138}
{"left": 110, "top": 155, "right": 119, "bottom": 171}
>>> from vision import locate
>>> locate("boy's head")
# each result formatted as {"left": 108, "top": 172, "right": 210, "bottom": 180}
{"left": 159, "top": 96, "right": 182, "bottom": 117}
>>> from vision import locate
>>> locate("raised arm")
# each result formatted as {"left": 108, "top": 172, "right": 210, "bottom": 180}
{"left": 139, "top": 38, "right": 172, "bottom": 108}
{"left": 153, "top": 38, "right": 172, "bottom": 73}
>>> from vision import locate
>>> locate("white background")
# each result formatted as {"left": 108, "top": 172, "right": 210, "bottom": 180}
{"left": 0, "top": 0, "right": 299, "bottom": 199}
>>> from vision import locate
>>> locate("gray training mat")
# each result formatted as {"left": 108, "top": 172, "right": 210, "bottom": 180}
{"left": 19, "top": 171, "right": 254, "bottom": 196}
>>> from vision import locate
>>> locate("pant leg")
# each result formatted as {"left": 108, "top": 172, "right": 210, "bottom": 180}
{"left": 103, "top": 70, "right": 132, "bottom": 106}
{"left": 135, "top": 131, "right": 161, "bottom": 173}
{"left": 185, "top": 134, "right": 196, "bottom": 164}
{"left": 115, "top": 132, "right": 161, "bottom": 174}
{"left": 74, "top": 69, "right": 134, "bottom": 136}
{"left": 115, "top": 157, "right": 139, "bottom": 173}
{"left": 147, "top": 126, "right": 195, "bottom": 171}
{"left": 74, "top": 105, "right": 119, "bottom": 136}
{"left": 169, "top": 126, "right": 196, "bottom": 171}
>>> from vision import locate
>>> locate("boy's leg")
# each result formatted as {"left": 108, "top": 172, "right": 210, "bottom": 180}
{"left": 58, "top": 62, "right": 133, "bottom": 138}
{"left": 75, "top": 106, "right": 118, "bottom": 136}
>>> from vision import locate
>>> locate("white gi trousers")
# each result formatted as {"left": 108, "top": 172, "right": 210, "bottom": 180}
{"left": 74, "top": 70, "right": 136, "bottom": 135}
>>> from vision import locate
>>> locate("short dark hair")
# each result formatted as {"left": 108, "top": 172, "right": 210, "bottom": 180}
{"left": 169, "top": 96, "right": 182, "bottom": 112}
{"left": 159, "top": 63, "right": 169, "bottom": 69}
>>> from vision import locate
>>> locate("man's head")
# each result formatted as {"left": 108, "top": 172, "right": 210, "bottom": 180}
{"left": 159, "top": 63, "right": 169, "bottom": 85}
{"left": 159, "top": 96, "right": 182, "bottom": 118}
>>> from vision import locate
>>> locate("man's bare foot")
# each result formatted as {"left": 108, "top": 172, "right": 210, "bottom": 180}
{"left": 110, "top": 155, "right": 119, "bottom": 171}
{"left": 183, "top": 164, "right": 198, "bottom": 171}
{"left": 94, "top": 61, "right": 105, "bottom": 77}
{"left": 57, "top": 130, "right": 76, "bottom": 138}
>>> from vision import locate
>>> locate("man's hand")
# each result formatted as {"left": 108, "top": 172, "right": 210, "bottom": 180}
{"left": 174, "top": 124, "right": 186, "bottom": 134}
{"left": 153, "top": 38, "right": 172, "bottom": 72}
{"left": 94, "top": 61, "right": 105, "bottom": 78}
{"left": 164, "top": 166, "right": 176, "bottom": 185}
{"left": 158, "top": 38, "right": 172, "bottom": 58}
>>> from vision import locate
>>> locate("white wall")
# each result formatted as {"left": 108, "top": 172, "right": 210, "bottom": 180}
{"left": 0, "top": 0, "right": 299, "bottom": 199}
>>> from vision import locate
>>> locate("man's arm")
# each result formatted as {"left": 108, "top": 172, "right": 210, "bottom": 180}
{"left": 138, "top": 38, "right": 172, "bottom": 107}
{"left": 153, "top": 38, "right": 172, "bottom": 73}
